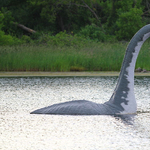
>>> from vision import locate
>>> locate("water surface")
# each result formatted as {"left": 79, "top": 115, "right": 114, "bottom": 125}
{"left": 0, "top": 77, "right": 150, "bottom": 150}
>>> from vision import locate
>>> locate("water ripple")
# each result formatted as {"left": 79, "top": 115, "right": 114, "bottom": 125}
{"left": 0, "top": 76, "right": 150, "bottom": 150}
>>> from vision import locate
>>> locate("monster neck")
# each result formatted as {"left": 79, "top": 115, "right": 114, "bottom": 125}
{"left": 108, "top": 25, "right": 150, "bottom": 113}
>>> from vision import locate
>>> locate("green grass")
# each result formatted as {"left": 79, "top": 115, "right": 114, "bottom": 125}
{"left": 0, "top": 40, "right": 150, "bottom": 72}
{"left": 136, "top": 40, "right": 150, "bottom": 70}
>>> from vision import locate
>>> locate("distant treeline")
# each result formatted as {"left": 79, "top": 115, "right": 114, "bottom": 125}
{"left": 0, "top": 0, "right": 150, "bottom": 45}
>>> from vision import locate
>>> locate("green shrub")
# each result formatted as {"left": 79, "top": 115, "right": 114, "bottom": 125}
{"left": 21, "top": 35, "right": 33, "bottom": 43}
{"left": 0, "top": 12, "right": 13, "bottom": 45}
{"left": 0, "top": 31, "right": 14, "bottom": 45}
{"left": 0, "top": 11, "right": 21, "bottom": 45}
{"left": 78, "top": 24, "right": 106, "bottom": 42}
{"left": 48, "top": 31, "right": 89, "bottom": 47}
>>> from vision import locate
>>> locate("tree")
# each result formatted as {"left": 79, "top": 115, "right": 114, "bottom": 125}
{"left": 27, "top": 0, "right": 104, "bottom": 33}
{"left": 142, "top": 0, "right": 150, "bottom": 23}
{"left": 0, "top": 0, "right": 149, "bottom": 41}
{"left": 115, "top": 0, "right": 144, "bottom": 40}
{"left": 116, "top": 7, "right": 144, "bottom": 40}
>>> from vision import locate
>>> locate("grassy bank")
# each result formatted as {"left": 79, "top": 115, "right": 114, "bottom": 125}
{"left": 0, "top": 40, "right": 150, "bottom": 72}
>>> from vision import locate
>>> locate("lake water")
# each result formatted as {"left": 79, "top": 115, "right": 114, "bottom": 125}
{"left": 0, "top": 76, "right": 150, "bottom": 150}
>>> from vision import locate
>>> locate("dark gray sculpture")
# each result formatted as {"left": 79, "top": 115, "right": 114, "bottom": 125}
{"left": 31, "top": 24, "right": 150, "bottom": 115}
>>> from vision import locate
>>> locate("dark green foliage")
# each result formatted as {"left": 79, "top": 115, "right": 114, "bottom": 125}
{"left": 0, "top": 8, "right": 14, "bottom": 34}
{"left": 116, "top": 7, "right": 144, "bottom": 40}
{"left": 0, "top": 0, "right": 149, "bottom": 42}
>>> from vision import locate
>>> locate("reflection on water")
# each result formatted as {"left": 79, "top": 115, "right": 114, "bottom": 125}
{"left": 0, "top": 76, "right": 150, "bottom": 150}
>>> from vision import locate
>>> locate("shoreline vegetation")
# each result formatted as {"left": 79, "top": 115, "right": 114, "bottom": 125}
{"left": 1, "top": 1, "right": 150, "bottom": 73}
{"left": 0, "top": 39, "right": 150, "bottom": 72}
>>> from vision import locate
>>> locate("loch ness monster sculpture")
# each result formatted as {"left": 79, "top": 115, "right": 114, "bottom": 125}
{"left": 31, "top": 24, "right": 150, "bottom": 115}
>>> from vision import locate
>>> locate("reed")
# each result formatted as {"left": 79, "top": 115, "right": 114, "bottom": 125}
{"left": 0, "top": 40, "right": 150, "bottom": 72}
